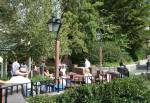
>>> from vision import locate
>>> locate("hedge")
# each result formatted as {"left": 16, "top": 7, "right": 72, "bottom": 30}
{"left": 28, "top": 77, "right": 150, "bottom": 103}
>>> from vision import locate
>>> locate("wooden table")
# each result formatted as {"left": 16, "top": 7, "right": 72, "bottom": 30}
{"left": 73, "top": 67, "right": 85, "bottom": 75}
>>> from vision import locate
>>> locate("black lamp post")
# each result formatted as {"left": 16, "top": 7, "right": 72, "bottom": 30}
{"left": 96, "top": 29, "right": 103, "bottom": 67}
{"left": 48, "top": 16, "right": 61, "bottom": 35}
{"left": 48, "top": 16, "right": 61, "bottom": 82}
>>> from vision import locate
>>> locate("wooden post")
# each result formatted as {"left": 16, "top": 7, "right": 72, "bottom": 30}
{"left": 1, "top": 62, "right": 3, "bottom": 78}
{"left": 28, "top": 57, "right": 32, "bottom": 78}
{"left": 0, "top": 57, "right": 3, "bottom": 78}
{"left": 4, "top": 59, "right": 7, "bottom": 77}
{"left": 99, "top": 47, "right": 103, "bottom": 68}
{"left": 55, "top": 39, "right": 60, "bottom": 83}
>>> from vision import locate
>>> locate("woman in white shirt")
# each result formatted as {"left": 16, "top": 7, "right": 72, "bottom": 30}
{"left": 85, "top": 58, "right": 91, "bottom": 69}
{"left": 60, "top": 64, "right": 67, "bottom": 76}
{"left": 84, "top": 68, "right": 93, "bottom": 83}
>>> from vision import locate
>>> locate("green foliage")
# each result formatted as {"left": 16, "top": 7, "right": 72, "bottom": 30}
{"left": 0, "top": 0, "right": 149, "bottom": 64}
{"left": 135, "top": 47, "right": 146, "bottom": 60}
{"left": 103, "top": 41, "right": 132, "bottom": 63}
{"left": 0, "top": 0, "right": 18, "bottom": 52}
{"left": 103, "top": 0, "right": 150, "bottom": 61}
{"left": 27, "top": 95, "right": 57, "bottom": 103}
{"left": 88, "top": 41, "right": 99, "bottom": 64}
{"left": 0, "top": 0, "right": 53, "bottom": 61}
{"left": 1, "top": 75, "right": 10, "bottom": 80}
{"left": 31, "top": 75, "right": 53, "bottom": 83}
{"left": 28, "top": 77, "right": 150, "bottom": 103}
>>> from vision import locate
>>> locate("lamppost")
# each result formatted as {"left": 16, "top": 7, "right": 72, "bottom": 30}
{"left": 96, "top": 29, "right": 103, "bottom": 67}
{"left": 48, "top": 16, "right": 61, "bottom": 82}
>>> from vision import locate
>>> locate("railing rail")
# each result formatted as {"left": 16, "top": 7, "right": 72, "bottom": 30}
{"left": 0, "top": 72, "right": 125, "bottom": 103}
{"left": 0, "top": 85, "right": 2, "bottom": 103}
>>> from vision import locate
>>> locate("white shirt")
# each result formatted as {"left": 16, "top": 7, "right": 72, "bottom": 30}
{"left": 85, "top": 59, "right": 91, "bottom": 68}
{"left": 60, "top": 68, "right": 66, "bottom": 76}
{"left": 11, "top": 61, "right": 20, "bottom": 76}
{"left": 60, "top": 64, "right": 67, "bottom": 76}
{"left": 84, "top": 73, "right": 92, "bottom": 83}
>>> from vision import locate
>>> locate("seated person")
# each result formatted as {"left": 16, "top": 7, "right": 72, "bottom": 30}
{"left": 96, "top": 70, "right": 107, "bottom": 81}
{"left": 33, "top": 63, "right": 40, "bottom": 76}
{"left": 117, "top": 62, "right": 129, "bottom": 77}
{"left": 84, "top": 68, "right": 93, "bottom": 83}
{"left": 44, "top": 67, "right": 54, "bottom": 79}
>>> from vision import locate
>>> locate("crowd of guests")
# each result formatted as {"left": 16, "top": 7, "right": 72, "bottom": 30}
{"left": 0, "top": 58, "right": 31, "bottom": 84}
{"left": 0, "top": 58, "right": 94, "bottom": 88}
{"left": 1, "top": 57, "right": 131, "bottom": 93}
{"left": 0, "top": 57, "right": 69, "bottom": 96}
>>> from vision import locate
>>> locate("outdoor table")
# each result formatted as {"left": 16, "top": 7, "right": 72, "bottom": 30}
{"left": 74, "top": 67, "right": 85, "bottom": 75}
{"left": 95, "top": 69, "right": 118, "bottom": 82}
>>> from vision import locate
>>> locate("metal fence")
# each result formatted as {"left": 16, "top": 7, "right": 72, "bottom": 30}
{"left": 0, "top": 72, "right": 126, "bottom": 103}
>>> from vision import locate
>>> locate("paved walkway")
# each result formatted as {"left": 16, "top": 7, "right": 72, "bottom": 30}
{"left": 92, "top": 60, "right": 149, "bottom": 76}
{"left": 130, "top": 64, "right": 149, "bottom": 75}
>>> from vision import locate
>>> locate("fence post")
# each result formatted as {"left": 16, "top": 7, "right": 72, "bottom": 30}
{"left": 0, "top": 85, "right": 2, "bottom": 103}
{"left": 31, "top": 81, "right": 33, "bottom": 96}
{"left": 5, "top": 88, "right": 8, "bottom": 103}
{"left": 57, "top": 78, "right": 59, "bottom": 93}
{"left": 62, "top": 78, "right": 63, "bottom": 90}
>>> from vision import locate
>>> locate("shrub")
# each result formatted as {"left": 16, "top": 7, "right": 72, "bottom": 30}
{"left": 103, "top": 41, "right": 132, "bottom": 63}
{"left": 135, "top": 48, "right": 146, "bottom": 60}
{"left": 28, "top": 77, "right": 150, "bottom": 103}
{"left": 31, "top": 75, "right": 53, "bottom": 84}
{"left": 27, "top": 95, "right": 57, "bottom": 103}
{"left": 1, "top": 75, "right": 10, "bottom": 80}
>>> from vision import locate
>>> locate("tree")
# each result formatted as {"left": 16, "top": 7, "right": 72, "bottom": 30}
{"left": 103, "top": 0, "right": 150, "bottom": 61}
{"left": 0, "top": 0, "right": 53, "bottom": 61}
{"left": 61, "top": 0, "right": 104, "bottom": 64}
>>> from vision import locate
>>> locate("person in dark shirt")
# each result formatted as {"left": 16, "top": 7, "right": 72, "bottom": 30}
{"left": 147, "top": 59, "right": 150, "bottom": 72}
{"left": 117, "top": 62, "right": 129, "bottom": 77}
{"left": 39, "top": 60, "right": 46, "bottom": 77}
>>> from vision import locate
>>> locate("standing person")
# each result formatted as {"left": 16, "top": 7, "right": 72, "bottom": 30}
{"left": 85, "top": 58, "right": 91, "bottom": 69}
{"left": 10, "top": 58, "right": 31, "bottom": 96}
{"left": 39, "top": 60, "right": 46, "bottom": 77}
{"left": 59, "top": 64, "right": 67, "bottom": 76}
{"left": 11, "top": 58, "right": 28, "bottom": 77}
{"left": 146, "top": 59, "right": 150, "bottom": 72}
